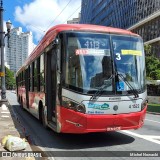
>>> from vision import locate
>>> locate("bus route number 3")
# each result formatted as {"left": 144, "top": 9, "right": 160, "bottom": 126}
{"left": 116, "top": 53, "right": 121, "bottom": 60}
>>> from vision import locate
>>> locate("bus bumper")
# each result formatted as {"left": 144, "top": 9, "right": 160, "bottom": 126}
{"left": 59, "top": 106, "right": 147, "bottom": 133}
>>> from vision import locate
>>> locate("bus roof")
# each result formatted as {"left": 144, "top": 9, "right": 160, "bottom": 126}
{"left": 16, "top": 24, "right": 139, "bottom": 75}
{"left": 46, "top": 24, "right": 138, "bottom": 36}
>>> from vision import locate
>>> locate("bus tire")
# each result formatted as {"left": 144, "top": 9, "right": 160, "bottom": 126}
{"left": 18, "top": 96, "right": 20, "bottom": 103}
{"left": 20, "top": 97, "right": 24, "bottom": 110}
{"left": 41, "top": 106, "right": 48, "bottom": 129}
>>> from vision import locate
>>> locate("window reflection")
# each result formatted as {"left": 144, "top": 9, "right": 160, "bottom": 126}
{"left": 64, "top": 32, "right": 145, "bottom": 94}
{"left": 65, "top": 32, "right": 112, "bottom": 93}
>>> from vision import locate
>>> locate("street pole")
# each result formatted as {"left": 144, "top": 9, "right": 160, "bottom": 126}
{"left": 0, "top": 0, "right": 6, "bottom": 100}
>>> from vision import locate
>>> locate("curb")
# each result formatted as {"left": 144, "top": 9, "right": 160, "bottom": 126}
{"left": 8, "top": 104, "right": 34, "bottom": 145}
{"left": 4, "top": 101, "right": 35, "bottom": 160}
{"left": 7, "top": 102, "right": 34, "bottom": 149}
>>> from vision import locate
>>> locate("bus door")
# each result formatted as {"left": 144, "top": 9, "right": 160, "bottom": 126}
{"left": 46, "top": 49, "right": 57, "bottom": 123}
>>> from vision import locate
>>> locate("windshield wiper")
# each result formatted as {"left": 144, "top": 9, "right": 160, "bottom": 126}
{"left": 90, "top": 76, "right": 113, "bottom": 102}
{"left": 113, "top": 55, "right": 138, "bottom": 98}
{"left": 117, "top": 73, "right": 139, "bottom": 98}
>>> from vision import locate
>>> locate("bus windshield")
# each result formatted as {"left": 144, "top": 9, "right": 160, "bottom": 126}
{"left": 112, "top": 35, "right": 145, "bottom": 95}
{"left": 64, "top": 32, "right": 145, "bottom": 95}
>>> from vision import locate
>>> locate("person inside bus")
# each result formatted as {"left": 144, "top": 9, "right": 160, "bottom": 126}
{"left": 90, "top": 56, "right": 112, "bottom": 88}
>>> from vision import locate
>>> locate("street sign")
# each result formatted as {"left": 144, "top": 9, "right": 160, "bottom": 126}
{"left": 0, "top": 72, "right": 5, "bottom": 77}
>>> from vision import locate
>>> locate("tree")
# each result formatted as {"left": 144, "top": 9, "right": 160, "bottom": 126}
{"left": 5, "top": 67, "right": 16, "bottom": 89}
{"left": 144, "top": 44, "right": 152, "bottom": 56}
{"left": 145, "top": 44, "right": 160, "bottom": 80}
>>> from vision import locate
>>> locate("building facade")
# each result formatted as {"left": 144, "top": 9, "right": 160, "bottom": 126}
{"left": 80, "top": 0, "right": 160, "bottom": 56}
{"left": 67, "top": 13, "right": 81, "bottom": 24}
{"left": 5, "top": 27, "right": 36, "bottom": 73}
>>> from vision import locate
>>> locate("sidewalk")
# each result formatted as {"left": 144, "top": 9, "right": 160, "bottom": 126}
{"left": 0, "top": 101, "right": 34, "bottom": 160}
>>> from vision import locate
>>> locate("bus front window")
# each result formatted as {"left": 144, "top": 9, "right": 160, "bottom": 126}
{"left": 64, "top": 32, "right": 146, "bottom": 95}
{"left": 65, "top": 32, "right": 113, "bottom": 93}
{"left": 112, "top": 35, "right": 146, "bottom": 93}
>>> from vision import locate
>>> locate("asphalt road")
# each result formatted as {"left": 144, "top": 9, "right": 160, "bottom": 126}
{"left": 6, "top": 91, "right": 160, "bottom": 160}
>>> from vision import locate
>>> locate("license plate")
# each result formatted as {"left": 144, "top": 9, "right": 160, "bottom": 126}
{"left": 107, "top": 126, "right": 121, "bottom": 131}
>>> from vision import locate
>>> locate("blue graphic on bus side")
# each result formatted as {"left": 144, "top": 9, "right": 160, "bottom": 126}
{"left": 88, "top": 103, "right": 110, "bottom": 110}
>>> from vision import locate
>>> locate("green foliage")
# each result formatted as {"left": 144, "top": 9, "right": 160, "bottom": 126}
{"left": 145, "top": 44, "right": 160, "bottom": 80}
{"left": 5, "top": 67, "right": 16, "bottom": 89}
{"left": 144, "top": 44, "right": 152, "bottom": 56}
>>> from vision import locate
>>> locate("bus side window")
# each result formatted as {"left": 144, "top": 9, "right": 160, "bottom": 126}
{"left": 28, "top": 66, "right": 30, "bottom": 91}
{"left": 32, "top": 62, "right": 35, "bottom": 92}
{"left": 40, "top": 54, "right": 45, "bottom": 92}
{"left": 29, "top": 65, "right": 32, "bottom": 91}
{"left": 34, "top": 60, "right": 37, "bottom": 92}
{"left": 23, "top": 70, "right": 25, "bottom": 86}
{"left": 37, "top": 57, "right": 40, "bottom": 92}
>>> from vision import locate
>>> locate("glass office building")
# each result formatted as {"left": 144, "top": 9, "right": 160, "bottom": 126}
{"left": 80, "top": 0, "right": 160, "bottom": 56}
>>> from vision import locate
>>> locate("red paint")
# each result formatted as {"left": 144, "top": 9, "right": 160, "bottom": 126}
{"left": 17, "top": 87, "right": 147, "bottom": 133}
{"left": 59, "top": 106, "right": 147, "bottom": 133}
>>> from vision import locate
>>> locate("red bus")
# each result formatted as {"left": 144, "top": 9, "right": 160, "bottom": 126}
{"left": 16, "top": 24, "right": 147, "bottom": 133}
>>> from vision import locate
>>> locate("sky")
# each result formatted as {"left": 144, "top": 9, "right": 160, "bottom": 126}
{"left": 3, "top": 0, "right": 81, "bottom": 44}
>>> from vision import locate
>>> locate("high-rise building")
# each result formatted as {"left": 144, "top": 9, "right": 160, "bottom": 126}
{"left": 80, "top": 0, "right": 160, "bottom": 56}
{"left": 5, "top": 27, "right": 36, "bottom": 73}
{"left": 67, "top": 13, "right": 81, "bottom": 24}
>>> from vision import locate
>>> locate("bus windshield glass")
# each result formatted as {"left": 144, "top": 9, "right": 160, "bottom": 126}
{"left": 64, "top": 32, "right": 145, "bottom": 95}
{"left": 112, "top": 35, "right": 145, "bottom": 94}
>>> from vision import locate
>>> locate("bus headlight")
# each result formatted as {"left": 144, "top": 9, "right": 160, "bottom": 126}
{"left": 141, "top": 99, "right": 148, "bottom": 110}
{"left": 62, "top": 97, "right": 86, "bottom": 113}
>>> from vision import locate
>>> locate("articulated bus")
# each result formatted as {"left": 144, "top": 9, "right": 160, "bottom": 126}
{"left": 16, "top": 24, "right": 147, "bottom": 133}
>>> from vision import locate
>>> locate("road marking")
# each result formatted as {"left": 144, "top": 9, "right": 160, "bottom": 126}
{"left": 1, "top": 115, "right": 10, "bottom": 118}
{"left": 1, "top": 111, "right": 10, "bottom": 114}
{"left": 122, "top": 130, "right": 160, "bottom": 145}
{"left": 145, "top": 136, "right": 160, "bottom": 139}
{"left": 1, "top": 104, "right": 7, "bottom": 110}
{"left": 145, "top": 119, "right": 160, "bottom": 124}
